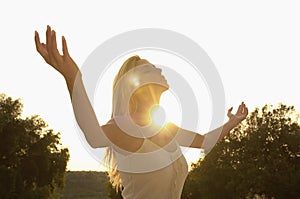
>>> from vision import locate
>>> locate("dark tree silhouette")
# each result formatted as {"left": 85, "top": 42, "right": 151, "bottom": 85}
{"left": 182, "top": 104, "right": 300, "bottom": 199}
{"left": 0, "top": 94, "right": 69, "bottom": 199}
{"left": 106, "top": 179, "right": 123, "bottom": 199}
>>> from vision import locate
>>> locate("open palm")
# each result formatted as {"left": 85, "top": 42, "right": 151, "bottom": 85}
{"left": 227, "top": 102, "right": 248, "bottom": 126}
{"left": 34, "top": 25, "right": 79, "bottom": 80}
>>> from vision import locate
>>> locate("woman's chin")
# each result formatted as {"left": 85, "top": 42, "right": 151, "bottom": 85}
{"left": 160, "top": 85, "right": 169, "bottom": 93}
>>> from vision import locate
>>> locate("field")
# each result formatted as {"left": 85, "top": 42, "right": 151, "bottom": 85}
{"left": 57, "top": 171, "right": 109, "bottom": 199}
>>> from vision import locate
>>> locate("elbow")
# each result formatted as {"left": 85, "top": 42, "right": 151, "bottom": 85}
{"left": 85, "top": 136, "right": 109, "bottom": 149}
{"left": 88, "top": 141, "right": 100, "bottom": 149}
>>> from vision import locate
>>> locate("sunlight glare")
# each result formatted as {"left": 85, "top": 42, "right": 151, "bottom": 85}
{"left": 159, "top": 91, "right": 182, "bottom": 126}
{"left": 131, "top": 76, "right": 140, "bottom": 87}
{"left": 150, "top": 105, "right": 166, "bottom": 127}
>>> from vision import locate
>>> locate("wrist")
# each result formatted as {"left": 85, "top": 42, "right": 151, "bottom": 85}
{"left": 226, "top": 118, "right": 239, "bottom": 131}
{"left": 64, "top": 69, "right": 82, "bottom": 96}
{"left": 64, "top": 69, "right": 81, "bottom": 84}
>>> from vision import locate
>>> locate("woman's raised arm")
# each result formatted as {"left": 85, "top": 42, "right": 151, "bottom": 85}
{"left": 173, "top": 102, "right": 248, "bottom": 151}
{"left": 34, "top": 25, "right": 110, "bottom": 148}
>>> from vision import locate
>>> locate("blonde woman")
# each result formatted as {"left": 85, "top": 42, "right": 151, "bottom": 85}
{"left": 34, "top": 26, "right": 248, "bottom": 199}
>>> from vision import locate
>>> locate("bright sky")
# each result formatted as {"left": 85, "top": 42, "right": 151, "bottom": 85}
{"left": 1, "top": 1, "right": 300, "bottom": 171}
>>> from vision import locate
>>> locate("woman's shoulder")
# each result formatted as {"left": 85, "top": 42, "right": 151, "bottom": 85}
{"left": 100, "top": 118, "right": 144, "bottom": 152}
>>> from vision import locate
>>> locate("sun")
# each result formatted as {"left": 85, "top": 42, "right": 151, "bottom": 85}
{"left": 150, "top": 105, "right": 167, "bottom": 127}
{"left": 150, "top": 91, "right": 182, "bottom": 127}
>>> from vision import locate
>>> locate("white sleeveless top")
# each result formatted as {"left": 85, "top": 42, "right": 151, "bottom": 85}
{"left": 70, "top": 76, "right": 189, "bottom": 198}
{"left": 113, "top": 138, "right": 188, "bottom": 199}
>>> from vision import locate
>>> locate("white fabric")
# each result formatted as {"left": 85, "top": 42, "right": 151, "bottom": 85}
{"left": 71, "top": 72, "right": 110, "bottom": 148}
{"left": 112, "top": 133, "right": 184, "bottom": 173}
{"left": 70, "top": 67, "right": 189, "bottom": 198}
{"left": 116, "top": 139, "right": 188, "bottom": 199}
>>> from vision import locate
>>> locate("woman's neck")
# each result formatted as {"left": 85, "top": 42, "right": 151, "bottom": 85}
{"left": 130, "top": 86, "right": 162, "bottom": 126}
{"left": 130, "top": 108, "right": 152, "bottom": 126}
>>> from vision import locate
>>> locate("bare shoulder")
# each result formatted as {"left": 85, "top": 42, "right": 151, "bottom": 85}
{"left": 148, "top": 122, "right": 180, "bottom": 147}
{"left": 100, "top": 119, "right": 144, "bottom": 152}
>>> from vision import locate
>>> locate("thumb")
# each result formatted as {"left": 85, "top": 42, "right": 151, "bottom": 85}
{"left": 227, "top": 107, "right": 233, "bottom": 117}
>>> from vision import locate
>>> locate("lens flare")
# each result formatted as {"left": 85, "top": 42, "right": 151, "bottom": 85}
{"left": 131, "top": 76, "right": 139, "bottom": 87}
{"left": 150, "top": 105, "right": 167, "bottom": 127}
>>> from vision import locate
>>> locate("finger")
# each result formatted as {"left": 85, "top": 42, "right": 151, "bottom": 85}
{"left": 41, "top": 43, "right": 49, "bottom": 55}
{"left": 34, "top": 31, "right": 43, "bottom": 51}
{"left": 237, "top": 102, "right": 244, "bottom": 113}
{"left": 41, "top": 43, "right": 48, "bottom": 51}
{"left": 242, "top": 102, "right": 247, "bottom": 113}
{"left": 34, "top": 31, "right": 42, "bottom": 52}
{"left": 34, "top": 31, "right": 40, "bottom": 48}
{"left": 46, "top": 26, "right": 54, "bottom": 59}
{"left": 34, "top": 31, "right": 48, "bottom": 60}
{"left": 62, "top": 36, "right": 70, "bottom": 59}
{"left": 227, "top": 107, "right": 233, "bottom": 117}
{"left": 51, "top": 30, "right": 62, "bottom": 61}
{"left": 244, "top": 106, "right": 248, "bottom": 115}
{"left": 46, "top": 25, "right": 51, "bottom": 50}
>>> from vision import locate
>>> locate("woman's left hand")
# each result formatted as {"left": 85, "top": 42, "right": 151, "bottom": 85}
{"left": 227, "top": 102, "right": 248, "bottom": 127}
{"left": 34, "top": 25, "right": 79, "bottom": 82}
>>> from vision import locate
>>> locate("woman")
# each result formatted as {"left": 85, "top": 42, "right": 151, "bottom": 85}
{"left": 34, "top": 26, "right": 248, "bottom": 199}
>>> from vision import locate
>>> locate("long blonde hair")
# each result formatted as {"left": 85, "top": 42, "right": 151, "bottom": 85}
{"left": 104, "top": 55, "right": 143, "bottom": 191}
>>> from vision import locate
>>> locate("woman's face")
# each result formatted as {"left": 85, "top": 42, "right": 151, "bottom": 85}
{"left": 133, "top": 59, "right": 169, "bottom": 95}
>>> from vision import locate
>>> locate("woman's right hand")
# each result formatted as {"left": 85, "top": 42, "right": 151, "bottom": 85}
{"left": 34, "top": 25, "right": 79, "bottom": 81}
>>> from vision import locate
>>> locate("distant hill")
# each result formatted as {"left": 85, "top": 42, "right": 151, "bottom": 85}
{"left": 56, "top": 171, "right": 109, "bottom": 199}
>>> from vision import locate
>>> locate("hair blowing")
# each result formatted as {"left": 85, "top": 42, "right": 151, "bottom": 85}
{"left": 104, "top": 55, "right": 142, "bottom": 191}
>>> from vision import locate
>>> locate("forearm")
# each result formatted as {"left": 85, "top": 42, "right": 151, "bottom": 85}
{"left": 201, "top": 120, "right": 236, "bottom": 151}
{"left": 216, "top": 120, "right": 236, "bottom": 142}
{"left": 63, "top": 66, "right": 81, "bottom": 99}
{"left": 175, "top": 103, "right": 247, "bottom": 150}
{"left": 174, "top": 121, "right": 234, "bottom": 149}
{"left": 67, "top": 72, "right": 109, "bottom": 148}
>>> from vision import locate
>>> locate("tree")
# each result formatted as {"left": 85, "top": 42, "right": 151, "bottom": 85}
{"left": 182, "top": 104, "right": 300, "bottom": 199}
{"left": 56, "top": 171, "right": 108, "bottom": 198}
{"left": 106, "top": 179, "right": 123, "bottom": 199}
{"left": 0, "top": 94, "right": 69, "bottom": 199}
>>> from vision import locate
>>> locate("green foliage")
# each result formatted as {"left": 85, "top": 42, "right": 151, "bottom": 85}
{"left": 56, "top": 171, "right": 109, "bottom": 198}
{"left": 106, "top": 179, "right": 123, "bottom": 199}
{"left": 0, "top": 94, "right": 69, "bottom": 199}
{"left": 182, "top": 104, "right": 300, "bottom": 199}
